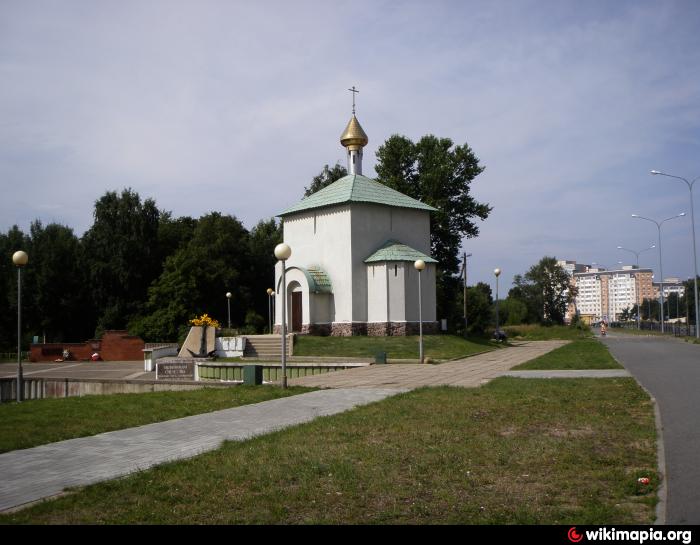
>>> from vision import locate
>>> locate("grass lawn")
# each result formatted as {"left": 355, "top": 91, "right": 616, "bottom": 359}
{"left": 0, "top": 386, "right": 313, "bottom": 454}
{"left": 502, "top": 324, "right": 592, "bottom": 341}
{"left": 1, "top": 378, "right": 658, "bottom": 525}
{"left": 293, "top": 334, "right": 494, "bottom": 361}
{"left": 513, "top": 339, "right": 622, "bottom": 370}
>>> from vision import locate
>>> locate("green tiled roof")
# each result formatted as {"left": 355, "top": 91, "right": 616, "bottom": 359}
{"left": 283, "top": 266, "right": 333, "bottom": 294}
{"left": 306, "top": 266, "right": 332, "bottom": 294}
{"left": 364, "top": 240, "right": 438, "bottom": 264}
{"left": 278, "top": 174, "right": 437, "bottom": 217}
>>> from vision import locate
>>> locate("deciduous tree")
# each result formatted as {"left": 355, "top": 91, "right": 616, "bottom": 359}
{"left": 303, "top": 163, "right": 347, "bottom": 197}
{"left": 82, "top": 189, "right": 161, "bottom": 332}
{"left": 510, "top": 257, "right": 576, "bottom": 325}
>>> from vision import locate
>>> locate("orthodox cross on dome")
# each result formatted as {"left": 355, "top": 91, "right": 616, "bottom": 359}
{"left": 348, "top": 85, "right": 359, "bottom": 114}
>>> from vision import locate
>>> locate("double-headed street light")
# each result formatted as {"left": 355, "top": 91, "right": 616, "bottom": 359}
{"left": 632, "top": 213, "right": 686, "bottom": 334}
{"left": 616, "top": 244, "right": 655, "bottom": 329}
{"left": 274, "top": 243, "right": 292, "bottom": 388}
{"left": 13, "top": 251, "right": 28, "bottom": 402}
{"left": 414, "top": 259, "right": 426, "bottom": 364}
{"left": 651, "top": 170, "right": 700, "bottom": 338}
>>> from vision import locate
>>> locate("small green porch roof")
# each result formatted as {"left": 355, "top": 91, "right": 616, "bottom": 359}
{"left": 364, "top": 240, "right": 438, "bottom": 264}
{"left": 278, "top": 174, "right": 437, "bottom": 217}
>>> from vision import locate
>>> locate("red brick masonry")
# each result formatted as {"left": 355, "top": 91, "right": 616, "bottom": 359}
{"left": 30, "top": 330, "right": 146, "bottom": 362}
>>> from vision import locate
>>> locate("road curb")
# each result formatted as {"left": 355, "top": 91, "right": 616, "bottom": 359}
{"left": 607, "top": 349, "right": 667, "bottom": 525}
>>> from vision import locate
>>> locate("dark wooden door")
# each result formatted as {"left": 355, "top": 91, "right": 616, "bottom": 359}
{"left": 291, "top": 292, "right": 302, "bottom": 332}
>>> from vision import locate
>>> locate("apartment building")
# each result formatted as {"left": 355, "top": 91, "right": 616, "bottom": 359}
{"left": 558, "top": 260, "right": 654, "bottom": 323}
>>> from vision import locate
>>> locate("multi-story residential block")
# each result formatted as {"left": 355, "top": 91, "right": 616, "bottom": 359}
{"left": 652, "top": 277, "right": 686, "bottom": 300}
{"left": 559, "top": 261, "right": 654, "bottom": 323}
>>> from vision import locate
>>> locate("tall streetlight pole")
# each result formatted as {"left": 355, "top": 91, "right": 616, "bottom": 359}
{"left": 651, "top": 170, "right": 700, "bottom": 338}
{"left": 225, "top": 292, "right": 232, "bottom": 329}
{"left": 648, "top": 297, "right": 652, "bottom": 323}
{"left": 494, "top": 268, "right": 501, "bottom": 333}
{"left": 414, "top": 259, "right": 426, "bottom": 364}
{"left": 266, "top": 288, "right": 274, "bottom": 334}
{"left": 617, "top": 244, "right": 655, "bottom": 329}
{"left": 274, "top": 243, "right": 292, "bottom": 389}
{"left": 463, "top": 252, "right": 472, "bottom": 337}
{"left": 632, "top": 213, "right": 686, "bottom": 334}
{"left": 13, "top": 251, "right": 28, "bottom": 402}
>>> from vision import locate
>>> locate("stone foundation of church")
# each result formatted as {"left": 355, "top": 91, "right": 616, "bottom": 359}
{"left": 366, "top": 321, "right": 439, "bottom": 336}
{"left": 275, "top": 322, "right": 439, "bottom": 336}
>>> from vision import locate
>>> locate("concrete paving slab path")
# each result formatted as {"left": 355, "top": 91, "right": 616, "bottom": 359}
{"left": 288, "top": 340, "right": 569, "bottom": 389}
{"left": 0, "top": 388, "right": 403, "bottom": 513}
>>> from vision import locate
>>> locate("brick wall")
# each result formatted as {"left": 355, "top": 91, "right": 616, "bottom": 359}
{"left": 30, "top": 330, "right": 145, "bottom": 362}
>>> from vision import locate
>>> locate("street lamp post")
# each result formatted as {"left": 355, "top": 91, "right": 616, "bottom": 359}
{"left": 13, "top": 251, "right": 28, "bottom": 402}
{"left": 414, "top": 259, "right": 426, "bottom": 363}
{"left": 651, "top": 170, "right": 700, "bottom": 338}
{"left": 463, "top": 252, "right": 472, "bottom": 337}
{"left": 648, "top": 298, "right": 652, "bottom": 324}
{"left": 632, "top": 213, "right": 686, "bottom": 334}
{"left": 494, "top": 268, "right": 501, "bottom": 332}
{"left": 226, "top": 292, "right": 232, "bottom": 329}
{"left": 266, "top": 288, "right": 274, "bottom": 334}
{"left": 274, "top": 243, "right": 292, "bottom": 388}
{"left": 616, "top": 245, "right": 655, "bottom": 330}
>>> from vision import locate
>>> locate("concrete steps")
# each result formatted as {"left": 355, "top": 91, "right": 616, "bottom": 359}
{"left": 243, "top": 335, "right": 292, "bottom": 358}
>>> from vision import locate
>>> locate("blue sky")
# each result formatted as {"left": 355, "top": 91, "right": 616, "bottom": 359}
{"left": 1, "top": 0, "right": 699, "bottom": 293}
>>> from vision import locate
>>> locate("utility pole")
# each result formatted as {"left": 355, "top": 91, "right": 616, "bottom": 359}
{"left": 463, "top": 252, "right": 472, "bottom": 337}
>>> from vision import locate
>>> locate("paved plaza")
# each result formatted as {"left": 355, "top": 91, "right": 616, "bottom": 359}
{"left": 288, "top": 340, "right": 569, "bottom": 389}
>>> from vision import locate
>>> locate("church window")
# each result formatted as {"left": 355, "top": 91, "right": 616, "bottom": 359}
{"left": 394, "top": 264, "right": 397, "bottom": 276}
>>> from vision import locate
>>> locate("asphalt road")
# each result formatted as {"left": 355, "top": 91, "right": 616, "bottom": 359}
{"left": 601, "top": 332, "right": 700, "bottom": 525}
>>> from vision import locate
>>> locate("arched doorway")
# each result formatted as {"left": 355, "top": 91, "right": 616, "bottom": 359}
{"left": 288, "top": 281, "right": 303, "bottom": 333}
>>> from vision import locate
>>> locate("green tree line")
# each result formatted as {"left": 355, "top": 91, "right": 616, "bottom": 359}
{"left": 0, "top": 189, "right": 281, "bottom": 349}
{"left": 2, "top": 131, "right": 494, "bottom": 347}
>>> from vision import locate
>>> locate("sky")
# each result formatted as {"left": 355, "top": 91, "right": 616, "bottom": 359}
{"left": 2, "top": 0, "right": 700, "bottom": 294}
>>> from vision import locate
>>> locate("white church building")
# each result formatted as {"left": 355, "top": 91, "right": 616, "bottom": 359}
{"left": 274, "top": 110, "right": 438, "bottom": 336}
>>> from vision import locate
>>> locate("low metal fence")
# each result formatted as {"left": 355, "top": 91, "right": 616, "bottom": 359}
{"left": 615, "top": 322, "right": 697, "bottom": 337}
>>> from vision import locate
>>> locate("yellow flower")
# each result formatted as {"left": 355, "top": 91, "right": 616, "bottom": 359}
{"left": 189, "top": 313, "right": 221, "bottom": 328}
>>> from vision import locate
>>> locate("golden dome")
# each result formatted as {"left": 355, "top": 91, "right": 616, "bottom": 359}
{"left": 340, "top": 115, "right": 368, "bottom": 150}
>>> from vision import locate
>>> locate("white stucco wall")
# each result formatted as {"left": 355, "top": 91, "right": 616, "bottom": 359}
{"left": 351, "top": 203, "right": 432, "bottom": 322}
{"left": 388, "top": 262, "right": 407, "bottom": 321}
{"left": 367, "top": 263, "right": 388, "bottom": 322}
{"left": 275, "top": 206, "right": 352, "bottom": 326}
{"left": 276, "top": 201, "right": 437, "bottom": 327}
{"left": 402, "top": 263, "right": 437, "bottom": 322}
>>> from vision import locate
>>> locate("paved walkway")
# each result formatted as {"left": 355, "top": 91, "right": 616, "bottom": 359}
{"left": 288, "top": 340, "right": 569, "bottom": 389}
{"left": 0, "top": 340, "right": 567, "bottom": 514}
{"left": 0, "top": 388, "right": 402, "bottom": 512}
